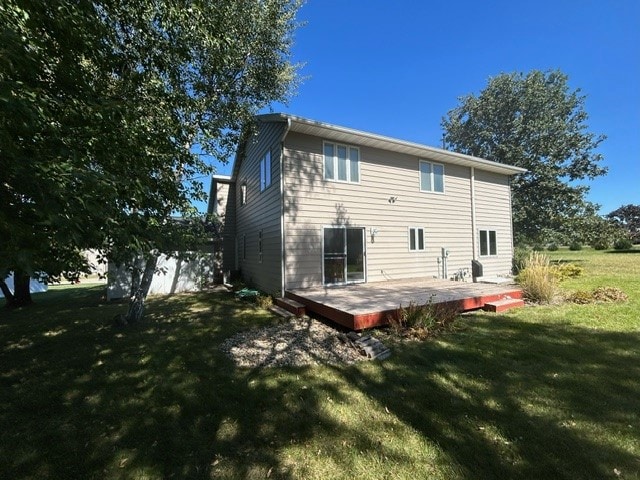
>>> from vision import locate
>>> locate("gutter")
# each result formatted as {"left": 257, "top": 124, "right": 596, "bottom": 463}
{"left": 258, "top": 113, "right": 528, "bottom": 176}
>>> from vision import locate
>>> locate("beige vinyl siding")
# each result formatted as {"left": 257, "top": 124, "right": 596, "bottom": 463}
{"left": 212, "top": 180, "right": 231, "bottom": 217}
{"left": 473, "top": 169, "right": 514, "bottom": 277}
{"left": 283, "top": 131, "right": 478, "bottom": 289}
{"left": 214, "top": 180, "right": 237, "bottom": 273}
{"left": 235, "top": 121, "right": 286, "bottom": 293}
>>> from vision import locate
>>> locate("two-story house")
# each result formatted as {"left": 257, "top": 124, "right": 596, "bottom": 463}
{"left": 208, "top": 113, "right": 526, "bottom": 298}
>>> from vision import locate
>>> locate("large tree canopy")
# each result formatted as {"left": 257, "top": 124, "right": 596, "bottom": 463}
{"left": 441, "top": 70, "right": 607, "bottom": 245}
{"left": 607, "top": 204, "right": 640, "bottom": 244}
{"left": 1, "top": 0, "right": 301, "bottom": 308}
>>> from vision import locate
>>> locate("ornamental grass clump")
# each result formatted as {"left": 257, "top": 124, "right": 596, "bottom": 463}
{"left": 255, "top": 293, "right": 273, "bottom": 310}
{"left": 516, "top": 251, "right": 559, "bottom": 304}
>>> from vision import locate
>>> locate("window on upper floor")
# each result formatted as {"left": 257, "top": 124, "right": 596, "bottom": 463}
{"left": 260, "top": 150, "right": 271, "bottom": 191}
{"left": 479, "top": 229, "right": 497, "bottom": 256}
{"left": 324, "top": 142, "right": 360, "bottom": 183}
{"left": 409, "top": 227, "right": 425, "bottom": 251}
{"left": 419, "top": 160, "right": 445, "bottom": 193}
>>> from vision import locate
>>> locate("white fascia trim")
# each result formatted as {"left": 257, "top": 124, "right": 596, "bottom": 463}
{"left": 258, "top": 113, "right": 527, "bottom": 177}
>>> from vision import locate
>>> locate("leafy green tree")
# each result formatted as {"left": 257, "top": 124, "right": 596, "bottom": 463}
{"left": 0, "top": 0, "right": 301, "bottom": 314}
{"left": 441, "top": 70, "right": 607, "bottom": 245}
{"left": 607, "top": 204, "right": 640, "bottom": 244}
{"left": 566, "top": 213, "right": 621, "bottom": 250}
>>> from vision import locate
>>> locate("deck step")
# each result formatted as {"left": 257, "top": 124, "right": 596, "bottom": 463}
{"left": 483, "top": 297, "right": 525, "bottom": 312}
{"left": 275, "top": 297, "right": 306, "bottom": 317}
{"left": 268, "top": 304, "right": 294, "bottom": 318}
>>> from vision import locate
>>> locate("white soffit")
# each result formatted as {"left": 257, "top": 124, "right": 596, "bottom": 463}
{"left": 259, "top": 113, "right": 527, "bottom": 176}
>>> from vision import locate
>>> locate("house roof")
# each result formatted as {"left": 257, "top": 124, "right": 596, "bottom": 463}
{"left": 257, "top": 113, "right": 527, "bottom": 176}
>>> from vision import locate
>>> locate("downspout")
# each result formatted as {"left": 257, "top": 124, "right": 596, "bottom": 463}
{"left": 279, "top": 117, "right": 292, "bottom": 297}
{"left": 470, "top": 167, "right": 478, "bottom": 261}
{"left": 508, "top": 175, "right": 515, "bottom": 266}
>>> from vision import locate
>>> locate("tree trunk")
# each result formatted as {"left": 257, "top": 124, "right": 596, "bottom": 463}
{"left": 1, "top": 277, "right": 15, "bottom": 308}
{"left": 130, "top": 257, "right": 142, "bottom": 298}
{"left": 12, "top": 272, "right": 33, "bottom": 308}
{"left": 124, "top": 254, "right": 158, "bottom": 323}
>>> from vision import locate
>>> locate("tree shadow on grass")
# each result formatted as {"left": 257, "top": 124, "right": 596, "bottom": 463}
{"left": 3, "top": 286, "right": 639, "bottom": 478}
{"left": 0, "top": 287, "right": 354, "bottom": 478}
{"left": 2, "top": 287, "right": 427, "bottom": 479}
{"left": 336, "top": 314, "right": 640, "bottom": 479}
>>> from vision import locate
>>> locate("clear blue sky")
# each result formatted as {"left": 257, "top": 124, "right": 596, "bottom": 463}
{"left": 208, "top": 0, "right": 639, "bottom": 215}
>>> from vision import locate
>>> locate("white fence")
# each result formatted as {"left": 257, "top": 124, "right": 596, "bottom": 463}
{"left": 107, "top": 253, "right": 215, "bottom": 301}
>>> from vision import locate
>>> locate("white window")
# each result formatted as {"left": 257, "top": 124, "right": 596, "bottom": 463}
{"left": 240, "top": 183, "right": 247, "bottom": 205}
{"left": 324, "top": 142, "right": 360, "bottom": 183}
{"left": 479, "top": 229, "right": 497, "bottom": 256}
{"left": 409, "top": 227, "right": 425, "bottom": 251}
{"left": 258, "top": 230, "right": 263, "bottom": 263}
{"left": 260, "top": 151, "right": 271, "bottom": 191}
{"left": 419, "top": 160, "right": 445, "bottom": 193}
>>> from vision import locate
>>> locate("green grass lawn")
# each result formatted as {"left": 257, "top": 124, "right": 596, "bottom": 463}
{"left": 1, "top": 248, "right": 639, "bottom": 479}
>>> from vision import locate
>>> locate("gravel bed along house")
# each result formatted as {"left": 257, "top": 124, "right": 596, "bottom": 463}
{"left": 220, "top": 316, "right": 367, "bottom": 368}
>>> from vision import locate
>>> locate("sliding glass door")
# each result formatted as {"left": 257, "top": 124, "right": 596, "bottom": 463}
{"left": 323, "top": 227, "right": 365, "bottom": 285}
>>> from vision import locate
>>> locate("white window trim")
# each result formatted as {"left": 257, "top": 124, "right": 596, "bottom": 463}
{"left": 419, "top": 159, "right": 445, "bottom": 194}
{"left": 240, "top": 182, "right": 247, "bottom": 206}
{"left": 260, "top": 150, "right": 272, "bottom": 192}
{"left": 408, "top": 226, "right": 426, "bottom": 251}
{"left": 478, "top": 228, "right": 498, "bottom": 257}
{"left": 321, "top": 225, "right": 367, "bottom": 286}
{"left": 323, "top": 141, "right": 361, "bottom": 184}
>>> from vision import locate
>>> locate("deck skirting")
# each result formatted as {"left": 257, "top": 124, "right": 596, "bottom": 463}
{"left": 286, "top": 278, "right": 523, "bottom": 330}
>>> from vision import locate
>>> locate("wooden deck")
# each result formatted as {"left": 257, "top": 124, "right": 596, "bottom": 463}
{"left": 286, "top": 278, "right": 523, "bottom": 330}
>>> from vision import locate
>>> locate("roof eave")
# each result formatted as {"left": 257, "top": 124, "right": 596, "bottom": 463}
{"left": 257, "top": 113, "right": 527, "bottom": 176}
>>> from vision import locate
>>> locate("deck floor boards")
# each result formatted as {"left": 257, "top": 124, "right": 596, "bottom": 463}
{"left": 287, "top": 277, "right": 523, "bottom": 330}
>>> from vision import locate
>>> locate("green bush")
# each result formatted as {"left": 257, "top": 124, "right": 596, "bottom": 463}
{"left": 569, "top": 241, "right": 583, "bottom": 251}
{"left": 613, "top": 238, "right": 633, "bottom": 250}
{"left": 567, "top": 290, "right": 593, "bottom": 304}
{"left": 547, "top": 243, "right": 559, "bottom": 251}
{"left": 552, "top": 262, "right": 583, "bottom": 281}
{"left": 591, "top": 239, "right": 610, "bottom": 250}
{"left": 516, "top": 252, "right": 558, "bottom": 304}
